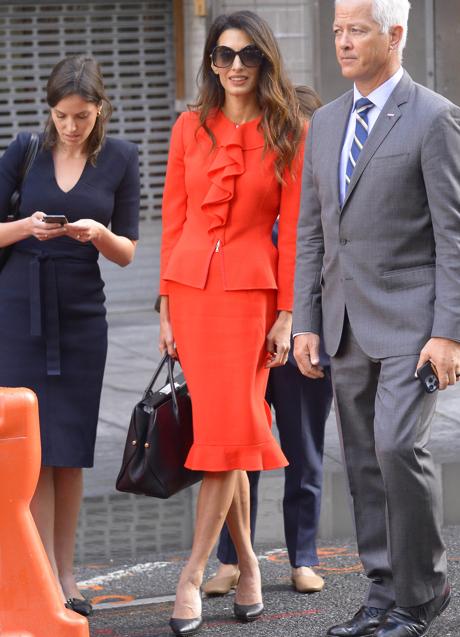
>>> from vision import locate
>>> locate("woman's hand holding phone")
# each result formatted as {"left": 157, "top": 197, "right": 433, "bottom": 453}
{"left": 29, "top": 211, "right": 68, "bottom": 241}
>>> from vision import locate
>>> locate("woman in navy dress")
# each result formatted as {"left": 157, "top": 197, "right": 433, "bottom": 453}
{"left": 0, "top": 56, "right": 140, "bottom": 614}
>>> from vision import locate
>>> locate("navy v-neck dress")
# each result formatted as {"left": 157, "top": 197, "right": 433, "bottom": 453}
{"left": 0, "top": 132, "right": 140, "bottom": 467}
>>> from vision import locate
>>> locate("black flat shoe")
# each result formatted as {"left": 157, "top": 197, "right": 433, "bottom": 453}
{"left": 233, "top": 602, "right": 264, "bottom": 622}
{"left": 169, "top": 616, "right": 203, "bottom": 636}
{"left": 65, "top": 596, "right": 93, "bottom": 617}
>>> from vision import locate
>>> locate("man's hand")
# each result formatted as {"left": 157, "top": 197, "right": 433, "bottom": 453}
{"left": 293, "top": 332, "right": 324, "bottom": 379}
{"left": 416, "top": 337, "right": 460, "bottom": 390}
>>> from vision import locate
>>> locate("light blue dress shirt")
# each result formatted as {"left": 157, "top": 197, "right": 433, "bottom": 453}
{"left": 339, "top": 66, "right": 404, "bottom": 206}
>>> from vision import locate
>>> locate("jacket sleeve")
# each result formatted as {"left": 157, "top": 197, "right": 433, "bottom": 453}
{"left": 276, "top": 128, "right": 307, "bottom": 311}
{"left": 159, "top": 113, "right": 188, "bottom": 295}
{"left": 423, "top": 103, "right": 460, "bottom": 341}
{"left": 292, "top": 113, "right": 324, "bottom": 335}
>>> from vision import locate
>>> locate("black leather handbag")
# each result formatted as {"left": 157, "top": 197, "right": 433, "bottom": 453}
{"left": 116, "top": 354, "right": 202, "bottom": 499}
{"left": 0, "top": 132, "right": 40, "bottom": 271}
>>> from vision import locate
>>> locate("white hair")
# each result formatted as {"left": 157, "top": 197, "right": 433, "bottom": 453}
{"left": 335, "top": 0, "right": 411, "bottom": 54}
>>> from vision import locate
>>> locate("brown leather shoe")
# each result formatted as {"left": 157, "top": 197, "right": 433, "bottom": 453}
{"left": 202, "top": 569, "right": 240, "bottom": 596}
{"left": 291, "top": 567, "right": 325, "bottom": 593}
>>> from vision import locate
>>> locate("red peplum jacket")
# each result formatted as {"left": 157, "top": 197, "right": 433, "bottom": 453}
{"left": 159, "top": 109, "right": 306, "bottom": 311}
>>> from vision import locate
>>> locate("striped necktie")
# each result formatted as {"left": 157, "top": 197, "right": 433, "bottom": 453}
{"left": 345, "top": 97, "right": 374, "bottom": 189}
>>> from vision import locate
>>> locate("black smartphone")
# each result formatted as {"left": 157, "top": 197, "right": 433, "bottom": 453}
{"left": 416, "top": 361, "right": 439, "bottom": 393}
{"left": 43, "top": 214, "right": 68, "bottom": 225}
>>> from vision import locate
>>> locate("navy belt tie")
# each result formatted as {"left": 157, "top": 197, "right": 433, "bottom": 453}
{"left": 29, "top": 254, "right": 61, "bottom": 376}
{"left": 13, "top": 244, "right": 98, "bottom": 377}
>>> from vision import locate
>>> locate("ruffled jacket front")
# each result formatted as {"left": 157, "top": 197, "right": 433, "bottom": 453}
{"left": 160, "top": 109, "right": 304, "bottom": 310}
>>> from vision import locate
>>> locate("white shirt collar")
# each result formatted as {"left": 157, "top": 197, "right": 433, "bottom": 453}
{"left": 353, "top": 66, "right": 404, "bottom": 112}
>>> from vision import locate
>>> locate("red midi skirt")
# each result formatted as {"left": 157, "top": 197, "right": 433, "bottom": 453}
{"left": 168, "top": 254, "right": 288, "bottom": 472}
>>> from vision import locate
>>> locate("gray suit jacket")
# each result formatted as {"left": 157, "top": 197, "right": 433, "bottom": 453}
{"left": 293, "top": 71, "right": 460, "bottom": 358}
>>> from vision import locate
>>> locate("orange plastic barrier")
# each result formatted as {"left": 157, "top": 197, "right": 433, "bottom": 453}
{"left": 0, "top": 387, "right": 89, "bottom": 637}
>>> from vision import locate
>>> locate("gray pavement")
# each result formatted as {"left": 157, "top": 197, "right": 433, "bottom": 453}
{"left": 79, "top": 529, "right": 460, "bottom": 636}
{"left": 73, "top": 218, "right": 460, "bottom": 634}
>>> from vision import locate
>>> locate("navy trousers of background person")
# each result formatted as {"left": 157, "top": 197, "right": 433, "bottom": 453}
{"left": 217, "top": 343, "right": 332, "bottom": 568}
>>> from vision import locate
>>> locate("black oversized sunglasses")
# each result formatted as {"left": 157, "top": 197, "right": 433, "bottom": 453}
{"left": 210, "top": 45, "right": 264, "bottom": 68}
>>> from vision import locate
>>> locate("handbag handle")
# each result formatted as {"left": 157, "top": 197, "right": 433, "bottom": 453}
{"left": 22, "top": 133, "right": 40, "bottom": 181}
{"left": 9, "top": 133, "right": 40, "bottom": 218}
{"left": 143, "top": 353, "right": 182, "bottom": 422}
{"left": 167, "top": 355, "right": 181, "bottom": 422}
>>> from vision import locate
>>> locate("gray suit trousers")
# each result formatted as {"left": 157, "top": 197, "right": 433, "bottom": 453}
{"left": 331, "top": 318, "right": 447, "bottom": 608}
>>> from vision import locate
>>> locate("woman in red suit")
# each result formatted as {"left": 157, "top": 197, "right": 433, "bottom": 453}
{"left": 159, "top": 10, "right": 305, "bottom": 636}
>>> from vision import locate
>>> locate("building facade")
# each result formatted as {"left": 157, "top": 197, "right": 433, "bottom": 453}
{"left": 0, "top": 0, "right": 458, "bottom": 220}
{"left": 0, "top": 0, "right": 176, "bottom": 219}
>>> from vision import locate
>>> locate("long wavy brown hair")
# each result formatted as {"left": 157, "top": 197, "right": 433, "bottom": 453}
{"left": 43, "top": 55, "right": 112, "bottom": 165}
{"left": 192, "top": 11, "right": 305, "bottom": 181}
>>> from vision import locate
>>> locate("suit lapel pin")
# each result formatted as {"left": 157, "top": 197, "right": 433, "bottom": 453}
{"left": 387, "top": 113, "right": 395, "bottom": 118}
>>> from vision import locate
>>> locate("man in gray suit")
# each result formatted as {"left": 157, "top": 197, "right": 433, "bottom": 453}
{"left": 293, "top": 1, "right": 460, "bottom": 636}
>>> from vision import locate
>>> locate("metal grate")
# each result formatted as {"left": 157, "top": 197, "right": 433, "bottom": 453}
{"left": 0, "top": 1, "right": 176, "bottom": 219}
{"left": 76, "top": 491, "right": 194, "bottom": 562}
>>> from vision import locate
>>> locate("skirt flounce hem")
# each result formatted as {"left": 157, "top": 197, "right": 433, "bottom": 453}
{"left": 185, "top": 439, "right": 288, "bottom": 472}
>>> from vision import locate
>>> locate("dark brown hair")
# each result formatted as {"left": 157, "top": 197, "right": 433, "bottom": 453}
{"left": 192, "top": 11, "right": 304, "bottom": 181}
{"left": 295, "top": 85, "right": 322, "bottom": 120}
{"left": 43, "top": 55, "right": 112, "bottom": 165}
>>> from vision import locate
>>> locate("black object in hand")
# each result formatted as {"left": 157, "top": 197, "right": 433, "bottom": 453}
{"left": 43, "top": 214, "right": 68, "bottom": 225}
{"left": 416, "top": 361, "right": 439, "bottom": 393}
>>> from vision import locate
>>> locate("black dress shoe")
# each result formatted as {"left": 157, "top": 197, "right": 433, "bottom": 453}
{"left": 374, "top": 583, "right": 451, "bottom": 637}
{"left": 233, "top": 601, "right": 264, "bottom": 622}
{"left": 65, "top": 596, "right": 93, "bottom": 617}
{"left": 327, "top": 605, "right": 388, "bottom": 636}
{"left": 169, "top": 616, "right": 203, "bottom": 636}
